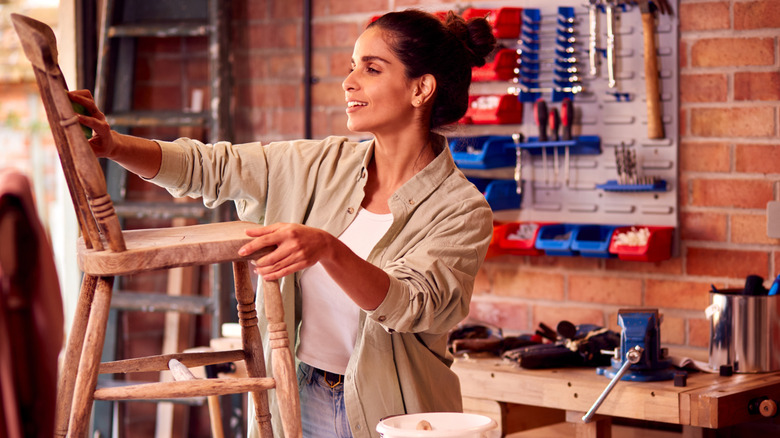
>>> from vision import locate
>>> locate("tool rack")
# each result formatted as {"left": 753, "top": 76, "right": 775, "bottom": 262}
{"left": 451, "top": 0, "right": 679, "bottom": 261}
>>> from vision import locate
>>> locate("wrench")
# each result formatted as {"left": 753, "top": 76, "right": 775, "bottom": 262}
{"left": 605, "top": 0, "right": 617, "bottom": 88}
{"left": 588, "top": 0, "right": 600, "bottom": 77}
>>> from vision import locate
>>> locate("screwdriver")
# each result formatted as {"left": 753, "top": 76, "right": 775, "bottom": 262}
{"left": 534, "top": 98, "right": 549, "bottom": 185}
{"left": 512, "top": 133, "right": 524, "bottom": 195}
{"left": 561, "top": 98, "right": 574, "bottom": 186}
{"left": 549, "top": 107, "right": 560, "bottom": 184}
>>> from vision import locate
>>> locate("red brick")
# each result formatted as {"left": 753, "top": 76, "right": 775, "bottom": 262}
{"left": 311, "top": 52, "right": 331, "bottom": 78}
{"left": 775, "top": 251, "right": 780, "bottom": 279}
{"left": 645, "top": 279, "right": 711, "bottom": 310}
{"left": 679, "top": 2, "right": 731, "bottom": 31}
{"left": 736, "top": 144, "right": 780, "bottom": 173}
{"left": 679, "top": 40, "right": 688, "bottom": 69}
{"left": 329, "top": 50, "right": 353, "bottom": 79}
{"left": 271, "top": 0, "right": 303, "bottom": 19}
{"left": 660, "top": 315, "right": 685, "bottom": 345}
{"left": 679, "top": 141, "right": 730, "bottom": 173}
{"left": 311, "top": 79, "right": 345, "bottom": 107}
{"left": 246, "top": 22, "right": 300, "bottom": 49}
{"left": 568, "top": 275, "right": 642, "bottom": 306}
{"left": 691, "top": 107, "right": 775, "bottom": 138}
{"left": 473, "top": 265, "right": 492, "bottom": 295}
{"left": 686, "top": 247, "right": 769, "bottom": 279}
{"left": 311, "top": 22, "right": 362, "bottom": 50}
{"left": 680, "top": 211, "right": 727, "bottom": 242}
{"left": 234, "top": 52, "right": 269, "bottom": 80}
{"left": 680, "top": 74, "right": 727, "bottom": 103}
{"left": 688, "top": 318, "right": 710, "bottom": 348}
{"left": 468, "top": 298, "right": 530, "bottom": 332}
{"left": 735, "top": 72, "right": 780, "bottom": 101}
{"left": 133, "top": 85, "right": 182, "bottom": 111}
{"left": 492, "top": 267, "right": 564, "bottom": 300}
{"left": 533, "top": 305, "right": 605, "bottom": 328}
{"left": 678, "top": 172, "right": 690, "bottom": 206}
{"left": 267, "top": 53, "right": 305, "bottom": 78}
{"left": 248, "top": 83, "right": 302, "bottom": 109}
{"left": 690, "top": 178, "right": 773, "bottom": 209}
{"left": 277, "top": 108, "right": 305, "bottom": 136}
{"left": 330, "top": 0, "right": 389, "bottom": 15}
{"left": 527, "top": 255, "right": 601, "bottom": 270}
{"left": 605, "top": 257, "right": 683, "bottom": 275}
{"left": 735, "top": 0, "right": 780, "bottom": 30}
{"left": 691, "top": 38, "right": 775, "bottom": 67}
{"left": 732, "top": 214, "right": 779, "bottom": 245}
{"left": 233, "top": 0, "right": 266, "bottom": 21}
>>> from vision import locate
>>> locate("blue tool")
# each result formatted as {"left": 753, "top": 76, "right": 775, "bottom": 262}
{"left": 769, "top": 275, "right": 780, "bottom": 296}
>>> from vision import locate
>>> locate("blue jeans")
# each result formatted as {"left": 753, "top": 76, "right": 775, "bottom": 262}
{"left": 298, "top": 362, "right": 353, "bottom": 438}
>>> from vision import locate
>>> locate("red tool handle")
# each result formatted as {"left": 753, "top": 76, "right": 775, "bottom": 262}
{"left": 548, "top": 107, "right": 560, "bottom": 141}
{"left": 561, "top": 98, "right": 574, "bottom": 141}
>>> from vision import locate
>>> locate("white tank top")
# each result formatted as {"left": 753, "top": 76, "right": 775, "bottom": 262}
{"left": 296, "top": 207, "right": 393, "bottom": 374}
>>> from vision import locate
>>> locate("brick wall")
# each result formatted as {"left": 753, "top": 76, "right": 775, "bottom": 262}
{"left": 227, "top": 0, "right": 780, "bottom": 355}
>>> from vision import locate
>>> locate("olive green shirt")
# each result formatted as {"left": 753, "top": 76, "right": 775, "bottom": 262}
{"left": 150, "top": 134, "right": 493, "bottom": 437}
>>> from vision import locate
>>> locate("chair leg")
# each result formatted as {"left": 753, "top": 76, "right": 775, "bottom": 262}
{"left": 263, "top": 279, "right": 302, "bottom": 438}
{"left": 233, "top": 261, "right": 273, "bottom": 437}
{"left": 67, "top": 276, "right": 114, "bottom": 438}
{"left": 54, "top": 275, "right": 98, "bottom": 438}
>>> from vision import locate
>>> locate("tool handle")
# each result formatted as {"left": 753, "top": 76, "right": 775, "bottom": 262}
{"left": 588, "top": 2, "right": 599, "bottom": 77}
{"left": 606, "top": 2, "right": 616, "bottom": 89}
{"left": 642, "top": 12, "right": 664, "bottom": 139}
{"left": 561, "top": 98, "right": 574, "bottom": 141}
{"left": 549, "top": 108, "right": 560, "bottom": 141}
{"left": 582, "top": 346, "right": 644, "bottom": 423}
{"left": 534, "top": 99, "right": 549, "bottom": 142}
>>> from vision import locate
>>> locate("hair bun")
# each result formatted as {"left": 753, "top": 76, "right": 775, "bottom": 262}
{"left": 444, "top": 12, "right": 496, "bottom": 68}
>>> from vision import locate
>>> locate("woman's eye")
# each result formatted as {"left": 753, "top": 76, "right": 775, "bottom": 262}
{"left": 367, "top": 67, "right": 379, "bottom": 74}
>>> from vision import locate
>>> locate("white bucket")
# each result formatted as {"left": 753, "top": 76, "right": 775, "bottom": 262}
{"left": 376, "top": 412, "right": 497, "bottom": 438}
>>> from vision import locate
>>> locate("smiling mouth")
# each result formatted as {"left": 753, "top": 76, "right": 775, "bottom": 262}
{"left": 347, "top": 101, "right": 367, "bottom": 108}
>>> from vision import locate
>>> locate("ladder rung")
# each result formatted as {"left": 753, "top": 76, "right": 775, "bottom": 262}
{"left": 107, "top": 111, "right": 207, "bottom": 128}
{"left": 111, "top": 291, "right": 213, "bottom": 314}
{"left": 97, "top": 380, "right": 207, "bottom": 405}
{"left": 108, "top": 23, "right": 213, "bottom": 38}
{"left": 113, "top": 201, "right": 210, "bottom": 220}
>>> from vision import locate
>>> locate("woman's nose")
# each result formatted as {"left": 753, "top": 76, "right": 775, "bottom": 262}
{"left": 342, "top": 71, "right": 357, "bottom": 91}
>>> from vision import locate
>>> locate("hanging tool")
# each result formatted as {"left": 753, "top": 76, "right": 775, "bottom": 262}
{"left": 561, "top": 98, "right": 574, "bottom": 186}
{"left": 512, "top": 133, "right": 524, "bottom": 195}
{"left": 626, "top": 0, "right": 673, "bottom": 139}
{"left": 605, "top": 0, "right": 618, "bottom": 88}
{"left": 549, "top": 107, "right": 561, "bottom": 184}
{"left": 587, "top": 0, "right": 601, "bottom": 77}
{"left": 534, "top": 98, "right": 549, "bottom": 185}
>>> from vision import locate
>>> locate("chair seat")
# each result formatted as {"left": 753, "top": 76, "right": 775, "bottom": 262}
{"left": 77, "top": 220, "right": 270, "bottom": 275}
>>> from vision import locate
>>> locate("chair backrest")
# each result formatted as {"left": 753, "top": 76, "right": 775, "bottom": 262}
{"left": 11, "top": 13, "right": 125, "bottom": 253}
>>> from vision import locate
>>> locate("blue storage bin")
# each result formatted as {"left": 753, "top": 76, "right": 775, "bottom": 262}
{"left": 535, "top": 224, "right": 578, "bottom": 256}
{"left": 571, "top": 225, "right": 619, "bottom": 258}
{"left": 468, "top": 178, "right": 522, "bottom": 211}
{"left": 450, "top": 136, "right": 517, "bottom": 169}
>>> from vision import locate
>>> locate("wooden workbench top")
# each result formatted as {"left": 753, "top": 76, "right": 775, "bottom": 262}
{"left": 452, "top": 357, "right": 780, "bottom": 429}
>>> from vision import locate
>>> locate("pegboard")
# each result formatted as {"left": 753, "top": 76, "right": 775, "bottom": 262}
{"left": 455, "top": 0, "right": 679, "bottom": 229}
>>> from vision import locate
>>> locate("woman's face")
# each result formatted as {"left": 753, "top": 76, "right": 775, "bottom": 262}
{"left": 342, "top": 27, "right": 417, "bottom": 135}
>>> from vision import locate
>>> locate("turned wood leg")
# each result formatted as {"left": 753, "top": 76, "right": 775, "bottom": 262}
{"left": 54, "top": 275, "right": 97, "bottom": 438}
{"left": 233, "top": 261, "right": 273, "bottom": 438}
{"left": 67, "top": 276, "right": 114, "bottom": 438}
{"left": 263, "top": 278, "right": 302, "bottom": 438}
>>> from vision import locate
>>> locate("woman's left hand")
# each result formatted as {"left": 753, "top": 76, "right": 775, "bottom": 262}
{"left": 238, "top": 223, "right": 334, "bottom": 280}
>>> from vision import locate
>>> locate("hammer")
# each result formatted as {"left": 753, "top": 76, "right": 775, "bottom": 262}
{"left": 628, "top": 0, "right": 673, "bottom": 139}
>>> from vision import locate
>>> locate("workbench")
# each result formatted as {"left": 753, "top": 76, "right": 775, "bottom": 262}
{"left": 453, "top": 357, "right": 780, "bottom": 437}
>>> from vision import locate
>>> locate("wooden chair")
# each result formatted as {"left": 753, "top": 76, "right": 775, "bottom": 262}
{"left": 11, "top": 13, "right": 301, "bottom": 438}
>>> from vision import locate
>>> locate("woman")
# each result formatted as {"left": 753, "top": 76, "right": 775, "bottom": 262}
{"left": 70, "top": 9, "right": 496, "bottom": 438}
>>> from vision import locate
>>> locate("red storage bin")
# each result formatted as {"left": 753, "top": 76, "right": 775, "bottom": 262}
{"left": 463, "top": 7, "right": 523, "bottom": 39}
{"left": 608, "top": 226, "right": 674, "bottom": 262}
{"left": 472, "top": 48, "right": 520, "bottom": 82}
{"left": 460, "top": 94, "right": 523, "bottom": 125}
{"left": 493, "top": 222, "right": 553, "bottom": 256}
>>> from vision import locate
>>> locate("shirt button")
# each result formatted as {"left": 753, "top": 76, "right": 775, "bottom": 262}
{"left": 378, "top": 315, "right": 386, "bottom": 322}
{"left": 408, "top": 199, "right": 414, "bottom": 205}
{"left": 347, "top": 207, "right": 355, "bottom": 214}
{"left": 356, "top": 424, "right": 361, "bottom": 430}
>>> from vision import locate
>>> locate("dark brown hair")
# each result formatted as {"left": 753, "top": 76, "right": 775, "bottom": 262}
{"left": 368, "top": 9, "right": 497, "bottom": 129}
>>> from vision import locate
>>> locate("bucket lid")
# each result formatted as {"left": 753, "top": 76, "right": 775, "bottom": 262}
{"left": 376, "top": 412, "right": 497, "bottom": 437}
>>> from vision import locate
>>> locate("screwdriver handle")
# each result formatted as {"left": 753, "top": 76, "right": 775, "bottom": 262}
{"left": 549, "top": 108, "right": 560, "bottom": 142}
{"left": 534, "top": 98, "right": 548, "bottom": 142}
{"left": 561, "top": 98, "right": 574, "bottom": 141}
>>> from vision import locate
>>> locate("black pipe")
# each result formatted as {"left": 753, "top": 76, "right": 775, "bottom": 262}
{"left": 303, "top": 0, "right": 312, "bottom": 138}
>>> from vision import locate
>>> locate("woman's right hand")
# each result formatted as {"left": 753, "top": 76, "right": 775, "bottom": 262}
{"left": 67, "top": 89, "right": 163, "bottom": 179}
{"left": 68, "top": 89, "right": 116, "bottom": 158}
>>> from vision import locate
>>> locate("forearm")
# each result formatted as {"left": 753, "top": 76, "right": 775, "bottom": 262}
{"left": 107, "top": 131, "right": 162, "bottom": 179}
{"left": 320, "top": 240, "right": 390, "bottom": 311}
